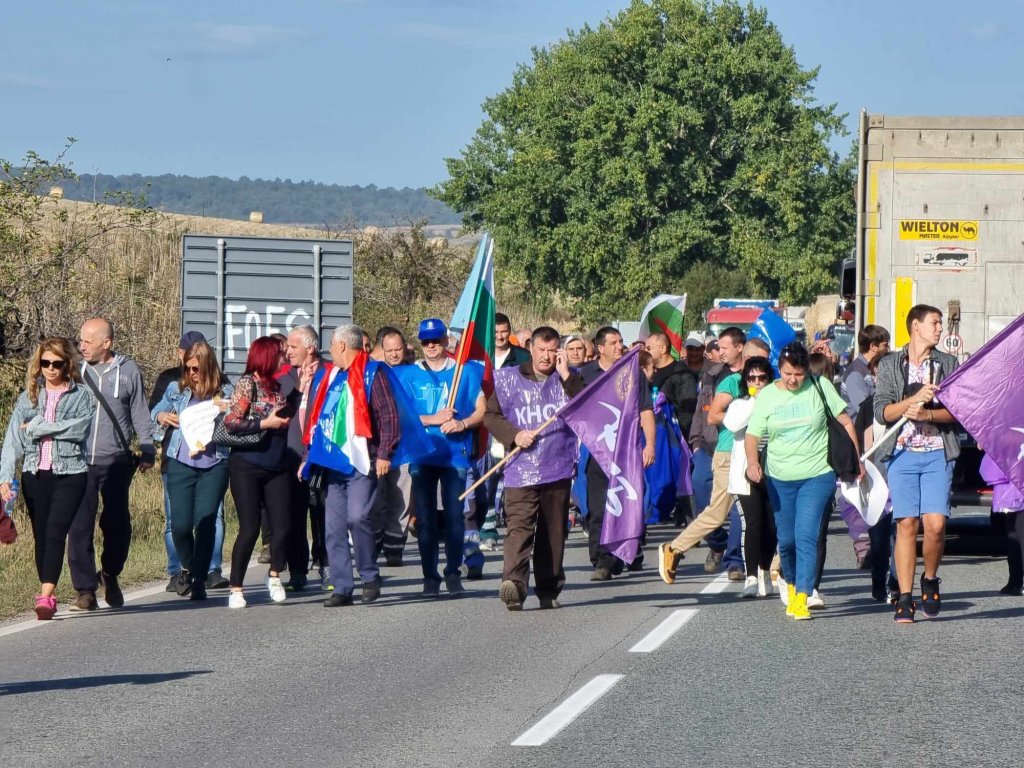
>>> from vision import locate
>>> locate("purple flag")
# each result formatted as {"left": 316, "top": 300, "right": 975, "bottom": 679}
{"left": 559, "top": 349, "right": 645, "bottom": 562}
{"left": 937, "top": 312, "right": 1024, "bottom": 494}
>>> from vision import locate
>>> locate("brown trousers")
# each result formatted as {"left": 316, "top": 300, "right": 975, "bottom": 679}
{"left": 502, "top": 479, "right": 571, "bottom": 600}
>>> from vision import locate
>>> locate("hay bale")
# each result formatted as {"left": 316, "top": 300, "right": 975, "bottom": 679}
{"left": 248, "top": 211, "right": 263, "bottom": 224}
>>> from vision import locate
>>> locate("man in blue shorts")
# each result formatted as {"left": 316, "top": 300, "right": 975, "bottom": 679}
{"left": 873, "top": 305, "right": 960, "bottom": 623}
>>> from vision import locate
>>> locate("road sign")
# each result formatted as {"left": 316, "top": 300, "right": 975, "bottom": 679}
{"left": 181, "top": 235, "right": 353, "bottom": 376}
{"left": 940, "top": 333, "right": 963, "bottom": 354}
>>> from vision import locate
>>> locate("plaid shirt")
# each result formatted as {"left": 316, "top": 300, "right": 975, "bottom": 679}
{"left": 37, "top": 383, "right": 70, "bottom": 471}
{"left": 369, "top": 370, "right": 399, "bottom": 462}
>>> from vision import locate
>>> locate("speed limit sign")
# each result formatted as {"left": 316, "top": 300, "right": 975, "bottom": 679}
{"left": 940, "top": 333, "right": 963, "bottom": 354}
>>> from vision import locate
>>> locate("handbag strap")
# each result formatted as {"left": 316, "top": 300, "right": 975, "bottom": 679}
{"left": 81, "top": 367, "right": 134, "bottom": 456}
{"left": 809, "top": 376, "right": 838, "bottom": 426}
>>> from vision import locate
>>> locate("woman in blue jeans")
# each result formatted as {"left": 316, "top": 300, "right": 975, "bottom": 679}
{"left": 744, "top": 343, "right": 861, "bottom": 621}
{"left": 151, "top": 340, "right": 233, "bottom": 601}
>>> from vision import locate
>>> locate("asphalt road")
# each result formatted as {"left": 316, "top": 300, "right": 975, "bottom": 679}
{"left": 1, "top": 519, "right": 1023, "bottom": 768}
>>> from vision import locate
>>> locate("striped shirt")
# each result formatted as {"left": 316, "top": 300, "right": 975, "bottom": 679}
{"left": 37, "top": 384, "right": 70, "bottom": 471}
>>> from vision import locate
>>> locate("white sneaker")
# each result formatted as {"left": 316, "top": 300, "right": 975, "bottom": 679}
{"left": 268, "top": 576, "right": 287, "bottom": 604}
{"left": 807, "top": 589, "right": 825, "bottom": 609}
{"left": 228, "top": 590, "right": 247, "bottom": 609}
{"left": 777, "top": 576, "right": 789, "bottom": 606}
{"left": 741, "top": 576, "right": 759, "bottom": 599}
{"left": 757, "top": 567, "right": 773, "bottom": 597}
{"left": 479, "top": 539, "right": 496, "bottom": 552}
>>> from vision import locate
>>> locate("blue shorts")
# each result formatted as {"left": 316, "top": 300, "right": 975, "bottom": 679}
{"left": 886, "top": 449, "right": 954, "bottom": 519}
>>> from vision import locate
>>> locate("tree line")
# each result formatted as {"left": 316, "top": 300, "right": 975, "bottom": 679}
{"left": 57, "top": 172, "right": 461, "bottom": 227}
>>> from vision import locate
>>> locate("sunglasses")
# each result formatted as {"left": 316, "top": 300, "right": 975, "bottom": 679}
{"left": 421, "top": 338, "right": 445, "bottom": 347}
{"left": 747, "top": 373, "right": 769, "bottom": 382}
{"left": 185, "top": 365, "right": 201, "bottom": 374}
{"left": 40, "top": 358, "right": 67, "bottom": 370}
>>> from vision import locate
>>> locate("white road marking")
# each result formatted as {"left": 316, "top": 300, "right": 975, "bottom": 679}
{"left": 0, "top": 559, "right": 257, "bottom": 640}
{"left": 699, "top": 571, "right": 733, "bottom": 595}
{"left": 629, "top": 608, "right": 698, "bottom": 653}
{"left": 511, "top": 674, "right": 623, "bottom": 747}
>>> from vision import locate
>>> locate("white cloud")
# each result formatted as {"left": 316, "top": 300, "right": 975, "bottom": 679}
{"left": 390, "top": 21, "right": 522, "bottom": 48}
{"left": 190, "top": 22, "right": 309, "bottom": 54}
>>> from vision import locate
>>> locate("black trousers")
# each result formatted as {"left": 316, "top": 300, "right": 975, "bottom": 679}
{"left": 737, "top": 480, "right": 776, "bottom": 577}
{"left": 1000, "top": 511, "right": 1024, "bottom": 589}
{"left": 228, "top": 455, "right": 291, "bottom": 587}
{"left": 585, "top": 458, "right": 619, "bottom": 571}
{"left": 22, "top": 470, "right": 88, "bottom": 585}
{"left": 814, "top": 497, "right": 835, "bottom": 591}
{"left": 67, "top": 458, "right": 137, "bottom": 592}
{"left": 285, "top": 463, "right": 312, "bottom": 576}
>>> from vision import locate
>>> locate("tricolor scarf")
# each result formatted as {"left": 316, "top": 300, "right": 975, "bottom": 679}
{"left": 303, "top": 353, "right": 373, "bottom": 447}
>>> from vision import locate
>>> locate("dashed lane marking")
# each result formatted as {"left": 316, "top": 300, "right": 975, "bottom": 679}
{"left": 699, "top": 571, "right": 733, "bottom": 595}
{"left": 511, "top": 674, "right": 623, "bottom": 747}
{"left": 628, "top": 608, "right": 699, "bottom": 653}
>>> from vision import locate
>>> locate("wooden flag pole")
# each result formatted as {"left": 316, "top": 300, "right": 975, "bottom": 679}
{"left": 459, "top": 413, "right": 559, "bottom": 501}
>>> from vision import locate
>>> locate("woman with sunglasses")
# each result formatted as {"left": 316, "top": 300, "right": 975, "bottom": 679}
{"left": 744, "top": 343, "right": 861, "bottom": 621}
{"left": 0, "top": 338, "right": 95, "bottom": 619}
{"left": 151, "top": 340, "right": 233, "bottom": 600}
{"left": 723, "top": 357, "right": 777, "bottom": 599}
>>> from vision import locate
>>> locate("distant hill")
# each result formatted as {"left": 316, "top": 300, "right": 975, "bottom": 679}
{"left": 57, "top": 173, "right": 460, "bottom": 227}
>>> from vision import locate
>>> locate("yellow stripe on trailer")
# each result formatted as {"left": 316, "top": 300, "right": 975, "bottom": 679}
{"left": 892, "top": 277, "right": 916, "bottom": 347}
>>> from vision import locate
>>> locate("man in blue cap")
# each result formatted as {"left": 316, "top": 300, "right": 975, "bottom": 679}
{"left": 401, "top": 318, "right": 487, "bottom": 596}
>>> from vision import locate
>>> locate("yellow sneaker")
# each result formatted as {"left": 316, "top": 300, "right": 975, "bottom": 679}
{"left": 791, "top": 592, "right": 811, "bottom": 621}
{"left": 785, "top": 583, "right": 797, "bottom": 617}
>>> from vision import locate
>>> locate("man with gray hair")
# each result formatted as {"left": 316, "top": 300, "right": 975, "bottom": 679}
{"left": 303, "top": 324, "right": 401, "bottom": 606}
{"left": 69, "top": 317, "right": 155, "bottom": 611}
{"left": 285, "top": 324, "right": 327, "bottom": 589}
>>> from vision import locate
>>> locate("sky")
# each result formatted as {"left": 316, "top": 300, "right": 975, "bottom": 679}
{"left": 3, "top": 0, "right": 1023, "bottom": 190}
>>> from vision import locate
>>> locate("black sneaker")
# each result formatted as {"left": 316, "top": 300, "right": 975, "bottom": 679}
{"left": 361, "top": 576, "right": 382, "bottom": 603}
{"left": 324, "top": 593, "right": 353, "bottom": 608}
{"left": 444, "top": 573, "right": 465, "bottom": 596}
{"left": 894, "top": 593, "right": 915, "bottom": 624}
{"left": 175, "top": 569, "right": 193, "bottom": 597}
{"left": 466, "top": 566, "right": 484, "bottom": 580}
{"left": 166, "top": 574, "right": 180, "bottom": 593}
{"left": 920, "top": 576, "right": 942, "bottom": 619}
{"left": 423, "top": 579, "right": 441, "bottom": 597}
{"left": 206, "top": 569, "right": 229, "bottom": 590}
{"left": 538, "top": 597, "right": 562, "bottom": 610}
{"left": 190, "top": 579, "right": 207, "bottom": 601}
{"left": 871, "top": 579, "right": 888, "bottom": 603}
{"left": 100, "top": 572, "right": 124, "bottom": 608}
{"left": 704, "top": 548, "right": 724, "bottom": 574}
{"left": 285, "top": 574, "right": 308, "bottom": 592}
{"left": 1000, "top": 582, "right": 1024, "bottom": 596}
{"left": 384, "top": 554, "right": 403, "bottom": 568}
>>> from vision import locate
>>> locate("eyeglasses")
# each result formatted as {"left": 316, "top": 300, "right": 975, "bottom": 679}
{"left": 185, "top": 365, "right": 201, "bottom": 373}
{"left": 421, "top": 339, "right": 445, "bottom": 347}
{"left": 40, "top": 358, "right": 67, "bottom": 370}
{"left": 747, "top": 374, "right": 769, "bottom": 383}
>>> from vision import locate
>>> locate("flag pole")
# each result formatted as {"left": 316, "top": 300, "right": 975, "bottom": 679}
{"left": 447, "top": 237, "right": 493, "bottom": 410}
{"left": 458, "top": 413, "right": 559, "bottom": 501}
{"left": 861, "top": 416, "right": 907, "bottom": 463}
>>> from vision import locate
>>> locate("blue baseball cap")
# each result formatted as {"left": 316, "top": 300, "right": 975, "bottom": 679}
{"left": 417, "top": 318, "right": 448, "bottom": 342}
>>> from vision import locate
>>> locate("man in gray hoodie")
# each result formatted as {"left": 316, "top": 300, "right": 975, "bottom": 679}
{"left": 67, "top": 317, "right": 155, "bottom": 611}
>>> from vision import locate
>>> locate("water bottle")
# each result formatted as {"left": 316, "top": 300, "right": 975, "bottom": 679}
{"left": 4, "top": 479, "right": 18, "bottom": 516}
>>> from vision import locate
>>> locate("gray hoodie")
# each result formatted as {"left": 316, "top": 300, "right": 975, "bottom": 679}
{"left": 80, "top": 354, "right": 156, "bottom": 465}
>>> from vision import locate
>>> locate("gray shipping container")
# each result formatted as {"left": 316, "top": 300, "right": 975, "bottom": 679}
{"left": 181, "top": 235, "right": 353, "bottom": 376}
{"left": 854, "top": 112, "right": 1024, "bottom": 355}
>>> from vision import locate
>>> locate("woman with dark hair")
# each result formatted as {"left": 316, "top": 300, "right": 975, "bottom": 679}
{"left": 224, "top": 336, "right": 294, "bottom": 608}
{"left": 0, "top": 337, "right": 95, "bottom": 619}
{"left": 151, "top": 340, "right": 233, "bottom": 601}
{"left": 723, "top": 356, "right": 777, "bottom": 598}
{"left": 744, "top": 343, "right": 861, "bottom": 621}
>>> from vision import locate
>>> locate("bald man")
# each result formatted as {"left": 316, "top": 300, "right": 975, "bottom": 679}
{"left": 67, "top": 317, "right": 155, "bottom": 612}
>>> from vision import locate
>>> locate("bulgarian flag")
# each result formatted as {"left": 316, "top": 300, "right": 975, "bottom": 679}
{"left": 328, "top": 352, "right": 373, "bottom": 475}
{"left": 638, "top": 294, "right": 688, "bottom": 359}
{"left": 449, "top": 233, "right": 496, "bottom": 400}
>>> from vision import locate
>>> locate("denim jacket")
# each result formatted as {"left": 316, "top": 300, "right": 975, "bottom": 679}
{"left": 0, "top": 381, "right": 96, "bottom": 483}
{"left": 150, "top": 381, "right": 234, "bottom": 463}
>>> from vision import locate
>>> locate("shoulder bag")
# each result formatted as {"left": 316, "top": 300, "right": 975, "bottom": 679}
{"left": 810, "top": 376, "right": 859, "bottom": 482}
{"left": 212, "top": 376, "right": 265, "bottom": 447}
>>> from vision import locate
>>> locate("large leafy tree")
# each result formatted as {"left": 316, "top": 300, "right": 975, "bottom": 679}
{"left": 433, "top": 0, "right": 854, "bottom": 322}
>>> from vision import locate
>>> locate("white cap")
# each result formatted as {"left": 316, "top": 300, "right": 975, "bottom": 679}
{"left": 683, "top": 331, "right": 706, "bottom": 349}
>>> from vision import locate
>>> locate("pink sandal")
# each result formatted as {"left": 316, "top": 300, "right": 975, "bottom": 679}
{"left": 34, "top": 595, "right": 57, "bottom": 620}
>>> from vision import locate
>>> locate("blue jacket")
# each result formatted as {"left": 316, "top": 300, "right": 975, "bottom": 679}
{"left": 0, "top": 381, "right": 96, "bottom": 482}
{"left": 150, "top": 380, "right": 234, "bottom": 463}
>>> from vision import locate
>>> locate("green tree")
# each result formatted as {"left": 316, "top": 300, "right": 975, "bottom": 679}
{"left": 433, "top": 0, "right": 855, "bottom": 322}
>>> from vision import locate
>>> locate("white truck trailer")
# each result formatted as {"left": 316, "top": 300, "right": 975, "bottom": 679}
{"left": 848, "top": 112, "right": 1024, "bottom": 356}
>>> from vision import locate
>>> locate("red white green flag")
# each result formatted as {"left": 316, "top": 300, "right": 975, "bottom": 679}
{"left": 638, "top": 294, "right": 688, "bottom": 359}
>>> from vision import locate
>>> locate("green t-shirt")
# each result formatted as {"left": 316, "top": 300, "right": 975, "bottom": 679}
{"left": 713, "top": 373, "right": 743, "bottom": 453}
{"left": 746, "top": 377, "right": 848, "bottom": 482}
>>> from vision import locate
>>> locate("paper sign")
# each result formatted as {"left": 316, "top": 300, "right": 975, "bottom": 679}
{"left": 840, "top": 459, "right": 890, "bottom": 526}
{"left": 178, "top": 400, "right": 221, "bottom": 454}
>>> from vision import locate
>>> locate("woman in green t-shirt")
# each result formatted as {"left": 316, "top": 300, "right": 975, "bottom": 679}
{"left": 744, "top": 343, "right": 860, "bottom": 621}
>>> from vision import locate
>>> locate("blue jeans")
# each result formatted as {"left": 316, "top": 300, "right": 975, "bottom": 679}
{"left": 410, "top": 463, "right": 468, "bottom": 581}
{"left": 164, "top": 472, "right": 224, "bottom": 575}
{"left": 692, "top": 447, "right": 728, "bottom": 551}
{"left": 767, "top": 472, "right": 836, "bottom": 595}
{"left": 722, "top": 503, "right": 744, "bottom": 571}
